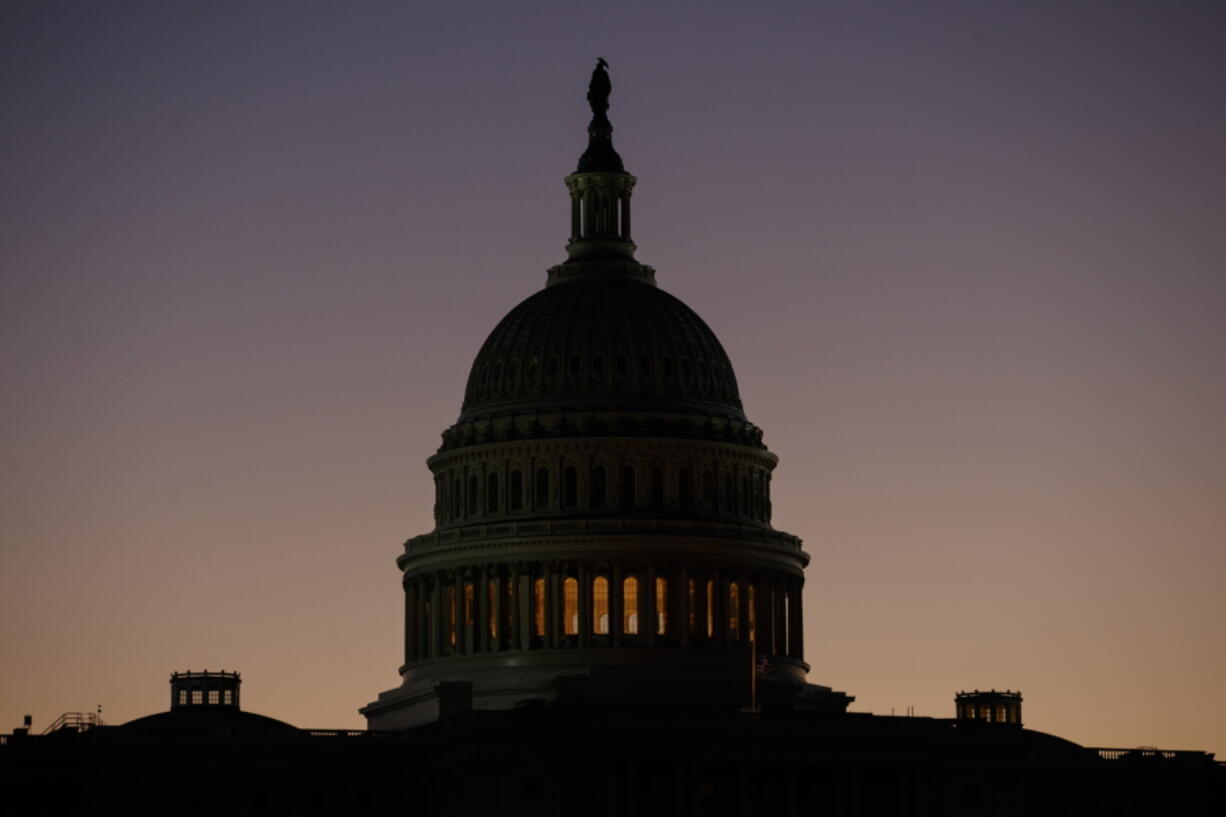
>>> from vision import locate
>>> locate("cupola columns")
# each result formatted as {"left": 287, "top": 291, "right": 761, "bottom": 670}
{"left": 564, "top": 171, "right": 637, "bottom": 259}
{"left": 564, "top": 59, "right": 638, "bottom": 263}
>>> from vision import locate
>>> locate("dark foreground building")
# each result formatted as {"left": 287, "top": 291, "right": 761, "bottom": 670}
{"left": 3, "top": 64, "right": 1222, "bottom": 816}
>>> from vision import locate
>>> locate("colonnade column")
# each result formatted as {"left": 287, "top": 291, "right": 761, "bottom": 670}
{"left": 578, "top": 561, "right": 590, "bottom": 647}
{"left": 611, "top": 563, "right": 624, "bottom": 646}
{"left": 404, "top": 579, "right": 417, "bottom": 665}
{"left": 646, "top": 565, "right": 658, "bottom": 646}
{"left": 791, "top": 576, "right": 804, "bottom": 661}
{"left": 678, "top": 566, "right": 690, "bottom": 647}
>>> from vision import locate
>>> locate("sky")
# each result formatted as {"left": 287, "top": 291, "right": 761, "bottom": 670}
{"left": 2, "top": 0, "right": 1224, "bottom": 755}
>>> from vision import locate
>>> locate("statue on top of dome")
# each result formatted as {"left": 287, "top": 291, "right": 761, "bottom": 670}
{"left": 587, "top": 58, "right": 611, "bottom": 119}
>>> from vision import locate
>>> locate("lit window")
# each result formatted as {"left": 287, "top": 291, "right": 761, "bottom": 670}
{"left": 534, "top": 578, "right": 546, "bottom": 636}
{"left": 178, "top": 690, "right": 187, "bottom": 706}
{"left": 706, "top": 580, "right": 715, "bottom": 637}
{"left": 464, "top": 583, "right": 474, "bottom": 628}
{"left": 564, "top": 578, "right": 579, "bottom": 635}
{"left": 191, "top": 690, "right": 203, "bottom": 705}
{"left": 593, "top": 577, "right": 609, "bottom": 634}
{"left": 223, "top": 690, "right": 233, "bottom": 705}
{"left": 623, "top": 577, "right": 638, "bottom": 635}
{"left": 208, "top": 690, "right": 219, "bottom": 705}
{"left": 655, "top": 577, "right": 668, "bottom": 636}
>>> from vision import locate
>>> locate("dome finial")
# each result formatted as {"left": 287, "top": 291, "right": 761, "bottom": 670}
{"left": 587, "top": 58, "right": 611, "bottom": 121}
{"left": 577, "top": 58, "right": 623, "bottom": 173}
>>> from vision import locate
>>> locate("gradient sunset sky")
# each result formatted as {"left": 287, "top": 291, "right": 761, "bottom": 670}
{"left": 3, "top": 1, "right": 1224, "bottom": 755}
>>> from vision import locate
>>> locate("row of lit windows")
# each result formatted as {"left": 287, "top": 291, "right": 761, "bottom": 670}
{"left": 410, "top": 574, "right": 796, "bottom": 661}
{"left": 176, "top": 689, "right": 234, "bottom": 706}
{"left": 957, "top": 703, "right": 1020, "bottom": 724}
{"left": 436, "top": 463, "right": 771, "bottom": 524}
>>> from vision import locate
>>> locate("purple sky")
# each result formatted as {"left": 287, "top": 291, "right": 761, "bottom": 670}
{"left": 3, "top": 1, "right": 1224, "bottom": 754}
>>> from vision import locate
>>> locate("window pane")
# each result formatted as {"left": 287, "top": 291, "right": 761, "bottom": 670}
{"left": 656, "top": 577, "right": 668, "bottom": 636}
{"left": 564, "top": 578, "right": 579, "bottom": 635}
{"left": 706, "top": 580, "right": 715, "bottom": 637}
{"left": 623, "top": 577, "right": 638, "bottom": 635}
{"left": 593, "top": 577, "right": 609, "bottom": 634}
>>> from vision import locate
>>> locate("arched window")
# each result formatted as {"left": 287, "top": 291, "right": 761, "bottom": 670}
{"left": 593, "top": 577, "right": 609, "bottom": 634}
{"left": 702, "top": 470, "right": 715, "bottom": 511}
{"left": 510, "top": 470, "right": 523, "bottom": 511}
{"left": 706, "top": 580, "right": 715, "bottom": 638}
{"left": 623, "top": 577, "right": 639, "bottom": 635}
{"left": 468, "top": 474, "right": 479, "bottom": 516}
{"left": 591, "top": 465, "right": 607, "bottom": 509}
{"left": 563, "top": 466, "right": 578, "bottom": 508}
{"left": 533, "top": 578, "right": 546, "bottom": 637}
{"left": 655, "top": 577, "right": 668, "bottom": 636}
{"left": 678, "top": 468, "right": 693, "bottom": 511}
{"left": 563, "top": 578, "right": 579, "bottom": 635}
{"left": 453, "top": 477, "right": 462, "bottom": 518}
{"left": 728, "top": 582, "right": 740, "bottom": 641}
{"left": 487, "top": 472, "right": 499, "bottom": 513}
{"left": 650, "top": 467, "right": 665, "bottom": 508}
{"left": 621, "top": 466, "right": 636, "bottom": 508}
{"left": 535, "top": 468, "right": 550, "bottom": 508}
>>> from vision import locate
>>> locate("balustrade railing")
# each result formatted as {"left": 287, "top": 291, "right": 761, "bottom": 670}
{"left": 406, "top": 517, "right": 801, "bottom": 554}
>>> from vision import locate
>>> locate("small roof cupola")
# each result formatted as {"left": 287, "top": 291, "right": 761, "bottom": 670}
{"left": 170, "top": 669, "right": 241, "bottom": 710}
{"left": 558, "top": 59, "right": 643, "bottom": 274}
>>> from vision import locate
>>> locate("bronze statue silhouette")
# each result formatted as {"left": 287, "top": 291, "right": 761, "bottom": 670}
{"left": 587, "top": 58, "right": 611, "bottom": 118}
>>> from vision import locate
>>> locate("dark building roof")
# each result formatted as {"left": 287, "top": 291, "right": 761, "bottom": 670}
{"left": 121, "top": 706, "right": 299, "bottom": 739}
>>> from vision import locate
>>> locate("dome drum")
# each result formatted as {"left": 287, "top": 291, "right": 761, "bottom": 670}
{"left": 427, "top": 436, "right": 778, "bottom": 530}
